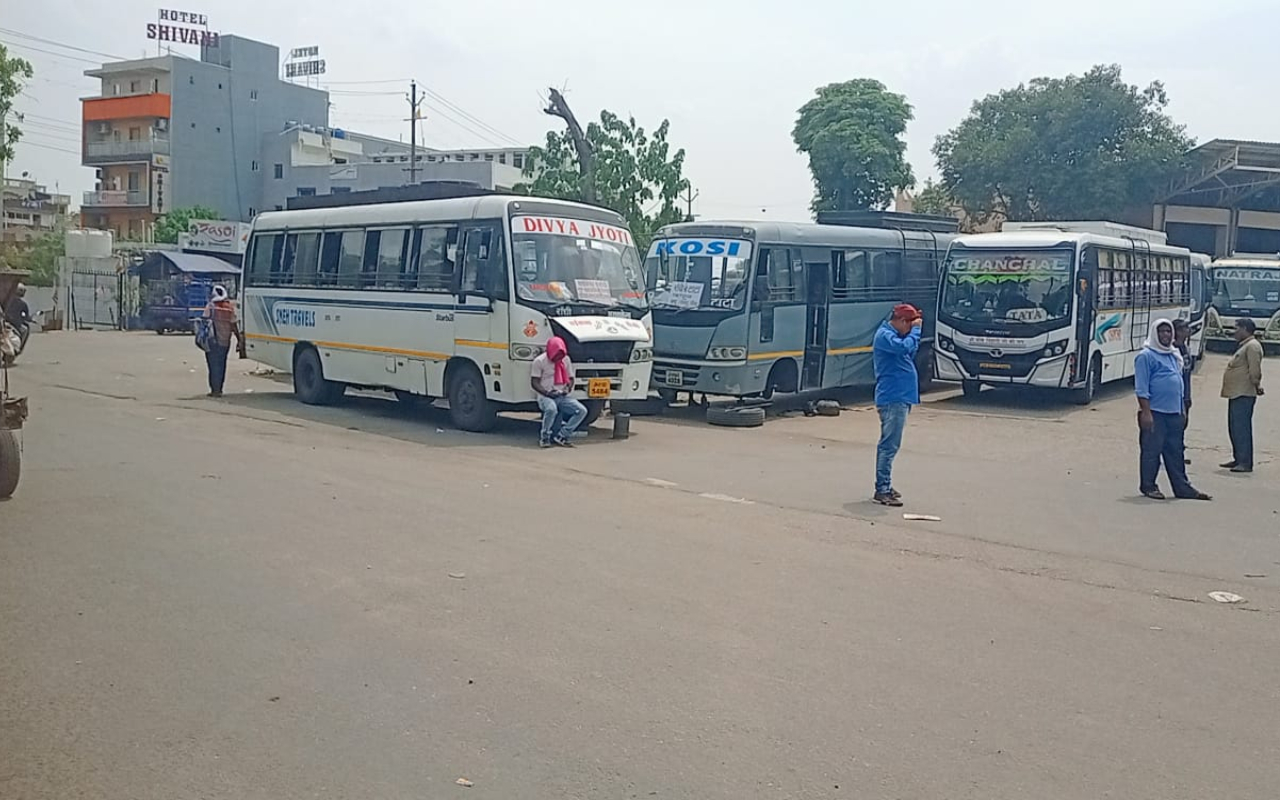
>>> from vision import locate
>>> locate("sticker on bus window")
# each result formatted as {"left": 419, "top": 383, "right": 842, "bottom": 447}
{"left": 665, "top": 281, "right": 704, "bottom": 309}
{"left": 1269, "top": 292, "right": 1279, "bottom": 302}
{"left": 574, "top": 279, "right": 614, "bottom": 304}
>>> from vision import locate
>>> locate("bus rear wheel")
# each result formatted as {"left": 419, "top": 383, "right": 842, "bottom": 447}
{"left": 447, "top": 363, "right": 497, "bottom": 432}
{"left": 294, "top": 346, "right": 346, "bottom": 406}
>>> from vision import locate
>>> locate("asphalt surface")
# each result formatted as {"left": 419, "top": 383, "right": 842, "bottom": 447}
{"left": 2, "top": 332, "right": 1278, "bottom": 799}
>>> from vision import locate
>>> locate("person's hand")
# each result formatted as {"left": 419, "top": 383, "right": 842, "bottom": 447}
{"left": 1258, "top": 386, "right": 1265, "bottom": 397}
{"left": 912, "top": 318, "right": 923, "bottom": 330}
{"left": 1138, "top": 409, "right": 1154, "bottom": 431}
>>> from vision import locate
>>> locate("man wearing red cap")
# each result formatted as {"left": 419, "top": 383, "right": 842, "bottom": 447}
{"left": 871, "top": 304, "right": 923, "bottom": 506}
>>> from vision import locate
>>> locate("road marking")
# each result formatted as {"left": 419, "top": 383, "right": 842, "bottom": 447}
{"left": 698, "top": 492, "right": 754, "bottom": 504}
{"left": 643, "top": 478, "right": 679, "bottom": 489}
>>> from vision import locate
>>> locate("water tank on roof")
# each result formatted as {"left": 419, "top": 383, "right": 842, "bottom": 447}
{"left": 65, "top": 229, "right": 113, "bottom": 258}
{"left": 332, "top": 128, "right": 345, "bottom": 139}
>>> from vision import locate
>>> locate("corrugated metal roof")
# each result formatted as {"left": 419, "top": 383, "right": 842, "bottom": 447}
{"left": 159, "top": 251, "right": 241, "bottom": 275}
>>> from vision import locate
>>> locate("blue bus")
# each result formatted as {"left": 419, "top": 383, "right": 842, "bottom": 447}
{"left": 646, "top": 213, "right": 956, "bottom": 402}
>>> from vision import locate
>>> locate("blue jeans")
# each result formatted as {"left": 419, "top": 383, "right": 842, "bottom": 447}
{"left": 875, "top": 403, "right": 910, "bottom": 494}
{"left": 1139, "top": 411, "right": 1196, "bottom": 496}
{"left": 538, "top": 394, "right": 587, "bottom": 443}
{"left": 205, "top": 343, "right": 230, "bottom": 395}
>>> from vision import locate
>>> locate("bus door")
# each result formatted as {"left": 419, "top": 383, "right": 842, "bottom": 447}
{"left": 1074, "top": 247, "right": 1098, "bottom": 383}
{"left": 803, "top": 258, "right": 830, "bottom": 390}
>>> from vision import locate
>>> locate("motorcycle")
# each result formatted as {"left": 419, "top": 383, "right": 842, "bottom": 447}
{"left": 1, "top": 319, "right": 25, "bottom": 368}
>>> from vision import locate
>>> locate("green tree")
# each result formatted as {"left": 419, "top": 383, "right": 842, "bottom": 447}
{"left": 911, "top": 179, "right": 955, "bottom": 217}
{"left": 520, "top": 99, "right": 688, "bottom": 250}
{"left": 153, "top": 206, "right": 221, "bottom": 244}
{"left": 1, "top": 44, "right": 34, "bottom": 165}
{"left": 792, "top": 79, "right": 915, "bottom": 214}
{"left": 933, "top": 64, "right": 1194, "bottom": 222}
{"left": 10, "top": 229, "right": 64, "bottom": 286}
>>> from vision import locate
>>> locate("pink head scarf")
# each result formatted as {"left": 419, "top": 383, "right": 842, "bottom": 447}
{"left": 546, "top": 336, "right": 571, "bottom": 386}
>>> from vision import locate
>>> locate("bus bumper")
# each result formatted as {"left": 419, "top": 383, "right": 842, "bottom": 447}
{"left": 651, "top": 359, "right": 762, "bottom": 396}
{"left": 936, "top": 351, "right": 1073, "bottom": 388}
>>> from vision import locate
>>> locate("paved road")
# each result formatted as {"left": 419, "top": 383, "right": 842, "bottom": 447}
{"left": 2, "top": 333, "right": 1277, "bottom": 799}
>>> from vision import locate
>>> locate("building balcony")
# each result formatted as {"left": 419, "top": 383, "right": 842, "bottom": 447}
{"left": 84, "top": 139, "right": 171, "bottom": 164}
{"left": 82, "top": 92, "right": 172, "bottom": 123}
{"left": 83, "top": 190, "right": 149, "bottom": 208}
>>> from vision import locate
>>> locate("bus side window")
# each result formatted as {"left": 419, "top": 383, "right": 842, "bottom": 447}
{"left": 767, "top": 248, "right": 797, "bottom": 302}
{"left": 903, "top": 252, "right": 934, "bottom": 288}
{"left": 374, "top": 228, "right": 408, "bottom": 289}
{"left": 417, "top": 225, "right": 458, "bottom": 292}
{"left": 319, "top": 231, "right": 343, "bottom": 287}
{"left": 247, "top": 233, "right": 283, "bottom": 287}
{"left": 337, "top": 230, "right": 365, "bottom": 288}
{"left": 459, "top": 225, "right": 508, "bottom": 301}
{"left": 870, "top": 251, "right": 903, "bottom": 287}
{"left": 292, "top": 232, "right": 321, "bottom": 287}
{"left": 361, "top": 231, "right": 383, "bottom": 288}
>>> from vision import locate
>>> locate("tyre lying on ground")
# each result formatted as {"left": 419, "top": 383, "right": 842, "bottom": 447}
{"left": 0, "top": 429, "right": 20, "bottom": 499}
{"left": 706, "top": 404, "right": 766, "bottom": 428}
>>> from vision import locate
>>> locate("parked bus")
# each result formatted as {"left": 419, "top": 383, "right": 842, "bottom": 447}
{"left": 1188, "top": 253, "right": 1211, "bottom": 365}
{"left": 242, "top": 195, "right": 654, "bottom": 431}
{"left": 1203, "top": 255, "right": 1280, "bottom": 352}
{"left": 934, "top": 222, "right": 1194, "bottom": 404}
{"left": 645, "top": 213, "right": 955, "bottom": 404}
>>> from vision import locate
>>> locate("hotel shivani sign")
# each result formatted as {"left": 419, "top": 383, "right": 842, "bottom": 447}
{"left": 147, "top": 9, "right": 219, "bottom": 47}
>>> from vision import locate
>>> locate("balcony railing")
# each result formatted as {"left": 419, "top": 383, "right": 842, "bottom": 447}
{"left": 84, "top": 139, "right": 170, "bottom": 162}
{"left": 83, "top": 190, "right": 149, "bottom": 207}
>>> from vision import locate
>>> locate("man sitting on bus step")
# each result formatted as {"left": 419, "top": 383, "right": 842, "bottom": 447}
{"left": 531, "top": 336, "right": 588, "bottom": 448}
{"left": 1135, "top": 318, "right": 1211, "bottom": 502}
{"left": 872, "top": 304, "right": 922, "bottom": 507}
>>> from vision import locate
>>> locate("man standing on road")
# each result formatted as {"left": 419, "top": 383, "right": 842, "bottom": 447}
{"left": 530, "top": 335, "right": 587, "bottom": 448}
{"left": 1135, "top": 319, "right": 1211, "bottom": 501}
{"left": 1173, "top": 319, "right": 1194, "bottom": 464}
{"left": 1220, "top": 318, "right": 1264, "bottom": 473}
{"left": 872, "top": 304, "right": 922, "bottom": 507}
{"left": 202, "top": 285, "right": 245, "bottom": 398}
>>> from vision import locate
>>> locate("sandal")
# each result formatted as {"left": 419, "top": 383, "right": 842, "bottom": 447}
{"left": 1141, "top": 489, "right": 1166, "bottom": 501}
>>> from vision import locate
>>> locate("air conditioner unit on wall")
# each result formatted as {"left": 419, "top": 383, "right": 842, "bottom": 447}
{"left": 155, "top": 119, "right": 168, "bottom": 132}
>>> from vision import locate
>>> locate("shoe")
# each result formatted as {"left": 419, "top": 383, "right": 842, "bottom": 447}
{"left": 890, "top": 489, "right": 903, "bottom": 500}
{"left": 1219, "top": 461, "right": 1238, "bottom": 469}
{"left": 554, "top": 437, "right": 575, "bottom": 448}
{"left": 208, "top": 391, "right": 223, "bottom": 398}
{"left": 539, "top": 439, "right": 553, "bottom": 449}
{"left": 1141, "top": 488, "right": 1167, "bottom": 500}
{"left": 1175, "top": 490, "right": 1214, "bottom": 501}
{"left": 1230, "top": 465, "right": 1253, "bottom": 473}
{"left": 873, "top": 492, "right": 903, "bottom": 507}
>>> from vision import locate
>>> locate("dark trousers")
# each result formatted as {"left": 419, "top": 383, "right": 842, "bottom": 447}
{"left": 1228, "top": 396, "right": 1257, "bottom": 469}
{"left": 1140, "top": 411, "right": 1195, "bottom": 496}
{"left": 205, "top": 343, "right": 230, "bottom": 394}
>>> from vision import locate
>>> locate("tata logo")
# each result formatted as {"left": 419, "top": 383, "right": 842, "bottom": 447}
{"left": 653, "top": 239, "right": 744, "bottom": 257}
{"left": 989, "top": 349, "right": 1004, "bottom": 358}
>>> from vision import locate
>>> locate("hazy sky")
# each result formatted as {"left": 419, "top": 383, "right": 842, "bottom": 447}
{"left": 4, "top": 0, "right": 1278, "bottom": 221}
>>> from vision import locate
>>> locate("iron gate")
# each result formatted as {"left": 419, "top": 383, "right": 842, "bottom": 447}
{"left": 69, "top": 270, "right": 124, "bottom": 330}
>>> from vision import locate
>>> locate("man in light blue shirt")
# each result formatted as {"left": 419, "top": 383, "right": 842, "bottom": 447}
{"left": 872, "top": 304, "right": 922, "bottom": 506}
{"left": 1135, "top": 318, "right": 1211, "bottom": 501}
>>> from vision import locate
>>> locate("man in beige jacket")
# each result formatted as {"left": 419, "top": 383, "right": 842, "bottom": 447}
{"left": 1220, "top": 319, "right": 1265, "bottom": 473}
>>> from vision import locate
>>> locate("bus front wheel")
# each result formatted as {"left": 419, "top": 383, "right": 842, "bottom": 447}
{"left": 294, "top": 346, "right": 346, "bottom": 406}
{"left": 961, "top": 380, "right": 982, "bottom": 399}
{"left": 1072, "top": 356, "right": 1102, "bottom": 406}
{"left": 581, "top": 400, "right": 605, "bottom": 427}
{"left": 447, "top": 363, "right": 497, "bottom": 432}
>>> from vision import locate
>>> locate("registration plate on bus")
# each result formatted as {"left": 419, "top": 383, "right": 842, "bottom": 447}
{"left": 664, "top": 370, "right": 684, "bottom": 387}
{"left": 588, "top": 378, "right": 612, "bottom": 399}
{"left": 979, "top": 362, "right": 1012, "bottom": 370}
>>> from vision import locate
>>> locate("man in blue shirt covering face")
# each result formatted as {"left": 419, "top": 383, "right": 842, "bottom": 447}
{"left": 1135, "top": 318, "right": 1211, "bottom": 501}
{"left": 872, "top": 303, "right": 923, "bottom": 506}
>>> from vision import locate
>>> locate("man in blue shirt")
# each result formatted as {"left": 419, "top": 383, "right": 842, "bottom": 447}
{"left": 1135, "top": 318, "right": 1211, "bottom": 501}
{"left": 872, "top": 304, "right": 922, "bottom": 506}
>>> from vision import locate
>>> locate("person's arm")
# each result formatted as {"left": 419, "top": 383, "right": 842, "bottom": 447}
{"left": 1134, "top": 353, "right": 1154, "bottom": 429}
{"left": 530, "top": 361, "right": 552, "bottom": 398}
{"left": 1247, "top": 340, "right": 1264, "bottom": 395}
{"left": 877, "top": 326, "right": 921, "bottom": 356}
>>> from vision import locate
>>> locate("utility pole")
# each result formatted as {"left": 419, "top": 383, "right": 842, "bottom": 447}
{"left": 407, "top": 81, "right": 422, "bottom": 185}
{"left": 681, "top": 184, "right": 699, "bottom": 222}
{"left": 0, "top": 111, "right": 7, "bottom": 246}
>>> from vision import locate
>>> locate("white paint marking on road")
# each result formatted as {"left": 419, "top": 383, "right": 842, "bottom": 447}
{"left": 1208, "top": 591, "right": 1246, "bottom": 604}
{"left": 698, "top": 492, "right": 753, "bottom": 505}
{"left": 643, "top": 478, "right": 679, "bottom": 489}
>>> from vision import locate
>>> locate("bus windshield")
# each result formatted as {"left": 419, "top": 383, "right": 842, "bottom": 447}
{"left": 941, "top": 248, "right": 1075, "bottom": 326}
{"left": 1211, "top": 267, "right": 1280, "bottom": 311}
{"left": 511, "top": 216, "right": 646, "bottom": 310}
{"left": 645, "top": 238, "right": 754, "bottom": 311}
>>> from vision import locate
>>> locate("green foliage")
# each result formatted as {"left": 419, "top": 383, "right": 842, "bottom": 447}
{"left": 0, "top": 44, "right": 34, "bottom": 164}
{"left": 520, "top": 111, "right": 688, "bottom": 250}
{"left": 153, "top": 206, "right": 221, "bottom": 244}
{"left": 793, "top": 79, "right": 915, "bottom": 214}
{"left": 911, "top": 179, "right": 955, "bottom": 217}
{"left": 0, "top": 229, "right": 63, "bottom": 286}
{"left": 933, "top": 64, "right": 1194, "bottom": 222}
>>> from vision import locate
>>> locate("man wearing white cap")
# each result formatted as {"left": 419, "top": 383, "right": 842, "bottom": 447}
{"left": 202, "top": 285, "right": 245, "bottom": 397}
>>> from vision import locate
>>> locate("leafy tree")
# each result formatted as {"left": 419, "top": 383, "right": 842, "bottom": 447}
{"left": 1, "top": 44, "right": 34, "bottom": 165}
{"left": 933, "top": 64, "right": 1194, "bottom": 222}
{"left": 9, "top": 230, "right": 64, "bottom": 286}
{"left": 520, "top": 98, "right": 688, "bottom": 250}
{"left": 153, "top": 206, "right": 221, "bottom": 244}
{"left": 793, "top": 79, "right": 915, "bottom": 214}
{"left": 911, "top": 179, "right": 955, "bottom": 217}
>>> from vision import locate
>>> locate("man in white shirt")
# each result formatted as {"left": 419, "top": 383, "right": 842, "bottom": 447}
{"left": 530, "top": 335, "right": 587, "bottom": 447}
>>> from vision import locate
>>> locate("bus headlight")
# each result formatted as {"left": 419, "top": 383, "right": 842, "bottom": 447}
{"left": 630, "top": 346, "right": 653, "bottom": 363}
{"left": 707, "top": 346, "right": 747, "bottom": 360}
{"left": 1043, "top": 341, "right": 1068, "bottom": 358}
{"left": 510, "top": 343, "right": 544, "bottom": 361}
{"left": 938, "top": 336, "right": 956, "bottom": 352}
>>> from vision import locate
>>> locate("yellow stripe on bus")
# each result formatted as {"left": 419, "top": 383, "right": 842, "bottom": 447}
{"left": 454, "top": 339, "right": 507, "bottom": 350}
{"left": 747, "top": 350, "right": 805, "bottom": 361}
{"left": 245, "top": 333, "right": 449, "bottom": 360}
{"left": 827, "top": 345, "right": 874, "bottom": 356}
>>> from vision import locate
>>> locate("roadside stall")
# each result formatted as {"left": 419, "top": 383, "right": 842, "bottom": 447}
{"left": 134, "top": 251, "right": 241, "bottom": 334}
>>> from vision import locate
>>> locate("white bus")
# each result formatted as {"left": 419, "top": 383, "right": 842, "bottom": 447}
{"left": 1203, "top": 254, "right": 1280, "bottom": 352}
{"left": 242, "top": 195, "right": 654, "bottom": 431}
{"left": 934, "top": 222, "right": 1194, "bottom": 404}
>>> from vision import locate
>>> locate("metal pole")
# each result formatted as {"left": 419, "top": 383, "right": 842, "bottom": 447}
{"left": 408, "top": 81, "right": 418, "bottom": 186}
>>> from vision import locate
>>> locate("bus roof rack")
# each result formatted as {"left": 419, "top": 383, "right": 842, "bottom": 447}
{"left": 815, "top": 210, "right": 959, "bottom": 234}
{"left": 286, "top": 181, "right": 494, "bottom": 211}
{"left": 1001, "top": 220, "right": 1168, "bottom": 245}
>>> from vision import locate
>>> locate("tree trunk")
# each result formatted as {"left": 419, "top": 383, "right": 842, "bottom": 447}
{"left": 544, "top": 88, "right": 596, "bottom": 204}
